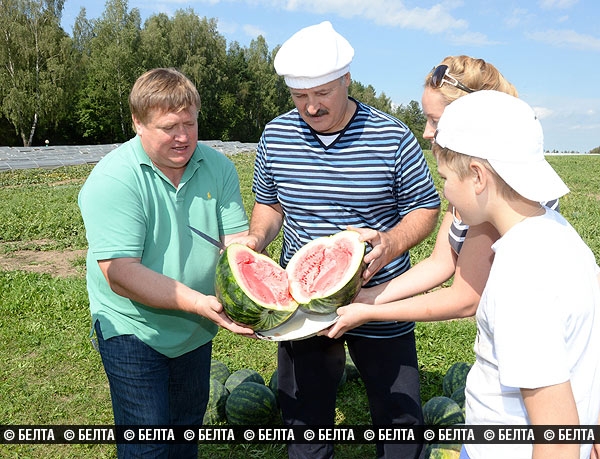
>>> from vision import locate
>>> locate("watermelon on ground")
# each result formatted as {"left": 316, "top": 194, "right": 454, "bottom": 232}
{"left": 224, "top": 368, "right": 265, "bottom": 393}
{"left": 210, "top": 359, "right": 231, "bottom": 385}
{"left": 423, "top": 396, "right": 465, "bottom": 426}
{"left": 442, "top": 362, "right": 471, "bottom": 397}
{"left": 203, "top": 378, "right": 228, "bottom": 425}
{"left": 268, "top": 369, "right": 278, "bottom": 405}
{"left": 426, "top": 444, "right": 461, "bottom": 459}
{"left": 225, "top": 382, "right": 278, "bottom": 425}
{"left": 450, "top": 385, "right": 466, "bottom": 410}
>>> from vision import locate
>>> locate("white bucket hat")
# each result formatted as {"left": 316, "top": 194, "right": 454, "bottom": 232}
{"left": 435, "top": 90, "right": 569, "bottom": 202}
{"left": 274, "top": 21, "right": 354, "bottom": 89}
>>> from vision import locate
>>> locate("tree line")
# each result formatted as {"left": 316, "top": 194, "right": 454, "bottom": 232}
{"left": 0, "top": 0, "right": 427, "bottom": 149}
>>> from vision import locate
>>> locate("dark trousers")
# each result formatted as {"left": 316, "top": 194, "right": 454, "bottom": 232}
{"left": 278, "top": 332, "right": 424, "bottom": 459}
{"left": 95, "top": 321, "right": 211, "bottom": 459}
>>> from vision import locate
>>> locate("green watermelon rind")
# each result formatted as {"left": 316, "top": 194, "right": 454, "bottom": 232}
{"left": 225, "top": 381, "right": 277, "bottom": 425}
{"left": 423, "top": 396, "right": 465, "bottom": 426}
{"left": 288, "top": 231, "right": 367, "bottom": 314}
{"left": 203, "top": 378, "right": 229, "bottom": 425}
{"left": 442, "top": 362, "right": 472, "bottom": 397}
{"left": 224, "top": 368, "right": 265, "bottom": 393}
{"left": 215, "top": 245, "right": 298, "bottom": 331}
{"left": 210, "top": 359, "right": 231, "bottom": 386}
{"left": 425, "top": 443, "right": 461, "bottom": 458}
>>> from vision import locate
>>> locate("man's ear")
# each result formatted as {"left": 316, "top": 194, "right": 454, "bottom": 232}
{"left": 469, "top": 160, "right": 488, "bottom": 194}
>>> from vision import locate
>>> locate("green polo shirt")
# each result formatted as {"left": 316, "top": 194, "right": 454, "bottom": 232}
{"left": 78, "top": 136, "right": 249, "bottom": 357}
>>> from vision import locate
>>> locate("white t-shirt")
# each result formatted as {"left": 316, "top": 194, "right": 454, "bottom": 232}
{"left": 465, "top": 209, "right": 600, "bottom": 459}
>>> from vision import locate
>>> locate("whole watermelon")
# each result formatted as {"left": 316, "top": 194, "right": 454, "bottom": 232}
{"left": 442, "top": 362, "right": 471, "bottom": 397}
{"left": 225, "top": 382, "right": 278, "bottom": 425}
{"left": 224, "top": 368, "right": 265, "bottom": 393}
{"left": 203, "top": 378, "right": 228, "bottom": 425}
{"left": 450, "top": 385, "right": 466, "bottom": 411}
{"left": 210, "top": 359, "right": 231, "bottom": 386}
{"left": 268, "top": 369, "right": 278, "bottom": 405}
{"left": 425, "top": 444, "right": 461, "bottom": 459}
{"left": 423, "top": 396, "right": 465, "bottom": 426}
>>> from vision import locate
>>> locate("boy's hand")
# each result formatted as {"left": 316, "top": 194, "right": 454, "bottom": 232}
{"left": 319, "top": 303, "right": 373, "bottom": 339}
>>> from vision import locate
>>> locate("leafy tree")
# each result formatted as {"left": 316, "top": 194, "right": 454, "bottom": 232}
{"left": 349, "top": 81, "right": 393, "bottom": 113}
{"left": 165, "top": 11, "right": 228, "bottom": 140}
{"left": 393, "top": 100, "right": 428, "bottom": 150}
{"left": 0, "top": 0, "right": 77, "bottom": 146}
{"left": 75, "top": 0, "right": 141, "bottom": 143}
{"left": 138, "top": 13, "right": 172, "bottom": 70}
{"left": 589, "top": 146, "right": 599, "bottom": 155}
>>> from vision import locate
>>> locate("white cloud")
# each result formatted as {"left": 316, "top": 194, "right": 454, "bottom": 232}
{"left": 242, "top": 24, "right": 266, "bottom": 39}
{"left": 526, "top": 29, "right": 600, "bottom": 51}
{"left": 505, "top": 8, "right": 530, "bottom": 28}
{"left": 276, "top": 0, "right": 469, "bottom": 34}
{"left": 446, "top": 31, "right": 500, "bottom": 46}
{"left": 533, "top": 106, "right": 554, "bottom": 119}
{"left": 538, "top": 0, "right": 579, "bottom": 9}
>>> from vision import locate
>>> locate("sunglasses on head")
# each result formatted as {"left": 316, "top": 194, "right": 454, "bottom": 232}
{"left": 430, "top": 65, "right": 474, "bottom": 93}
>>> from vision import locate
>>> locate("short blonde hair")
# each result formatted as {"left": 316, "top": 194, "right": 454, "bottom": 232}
{"left": 129, "top": 68, "right": 201, "bottom": 125}
{"left": 432, "top": 143, "right": 520, "bottom": 200}
{"left": 425, "top": 55, "right": 518, "bottom": 106}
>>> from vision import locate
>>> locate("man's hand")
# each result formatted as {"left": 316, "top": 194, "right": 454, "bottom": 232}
{"left": 195, "top": 295, "right": 256, "bottom": 337}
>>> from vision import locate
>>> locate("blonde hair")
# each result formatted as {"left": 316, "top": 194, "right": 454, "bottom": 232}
{"left": 129, "top": 68, "right": 201, "bottom": 125}
{"left": 433, "top": 144, "right": 520, "bottom": 200}
{"left": 425, "top": 55, "right": 518, "bottom": 106}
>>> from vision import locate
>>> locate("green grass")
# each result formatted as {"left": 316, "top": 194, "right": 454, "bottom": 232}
{"left": 0, "top": 152, "right": 598, "bottom": 458}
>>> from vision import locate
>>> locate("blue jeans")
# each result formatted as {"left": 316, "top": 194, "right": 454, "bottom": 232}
{"left": 94, "top": 321, "right": 211, "bottom": 459}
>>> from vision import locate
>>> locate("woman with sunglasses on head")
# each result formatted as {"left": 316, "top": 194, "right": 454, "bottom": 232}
{"left": 323, "top": 55, "right": 558, "bottom": 329}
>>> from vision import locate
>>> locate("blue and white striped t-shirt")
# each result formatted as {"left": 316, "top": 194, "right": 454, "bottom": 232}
{"left": 252, "top": 98, "right": 441, "bottom": 338}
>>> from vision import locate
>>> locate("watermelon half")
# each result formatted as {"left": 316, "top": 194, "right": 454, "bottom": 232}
{"left": 215, "top": 245, "right": 298, "bottom": 331}
{"left": 287, "top": 230, "right": 366, "bottom": 314}
{"left": 215, "top": 230, "right": 366, "bottom": 330}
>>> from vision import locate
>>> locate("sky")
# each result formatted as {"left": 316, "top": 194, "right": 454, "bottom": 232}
{"left": 60, "top": 0, "right": 600, "bottom": 153}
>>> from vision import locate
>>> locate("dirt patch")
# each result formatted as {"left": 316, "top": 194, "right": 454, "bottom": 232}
{"left": 0, "top": 249, "right": 87, "bottom": 277}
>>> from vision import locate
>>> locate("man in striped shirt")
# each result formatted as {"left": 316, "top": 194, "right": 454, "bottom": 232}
{"left": 242, "top": 21, "right": 440, "bottom": 459}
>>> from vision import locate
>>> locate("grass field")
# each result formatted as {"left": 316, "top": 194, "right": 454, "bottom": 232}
{"left": 0, "top": 152, "right": 598, "bottom": 458}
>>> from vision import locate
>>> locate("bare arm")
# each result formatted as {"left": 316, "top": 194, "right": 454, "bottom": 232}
{"left": 322, "top": 221, "right": 497, "bottom": 338}
{"left": 98, "top": 230, "right": 254, "bottom": 336}
{"left": 351, "top": 206, "right": 440, "bottom": 282}
{"left": 521, "top": 382, "right": 580, "bottom": 459}
{"left": 229, "top": 202, "right": 284, "bottom": 253}
{"left": 357, "top": 210, "right": 457, "bottom": 303}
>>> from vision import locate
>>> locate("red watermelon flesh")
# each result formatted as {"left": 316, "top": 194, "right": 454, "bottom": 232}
{"left": 235, "top": 250, "right": 293, "bottom": 307}
{"left": 290, "top": 240, "right": 356, "bottom": 298}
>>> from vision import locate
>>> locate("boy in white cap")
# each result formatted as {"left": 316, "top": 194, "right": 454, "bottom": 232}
{"left": 433, "top": 90, "right": 600, "bottom": 459}
{"left": 236, "top": 21, "right": 441, "bottom": 459}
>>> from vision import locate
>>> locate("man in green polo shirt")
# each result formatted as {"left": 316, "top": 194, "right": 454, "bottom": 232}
{"left": 78, "top": 68, "right": 253, "bottom": 458}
